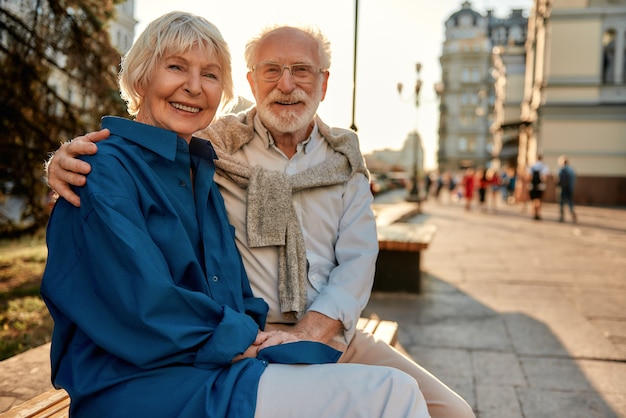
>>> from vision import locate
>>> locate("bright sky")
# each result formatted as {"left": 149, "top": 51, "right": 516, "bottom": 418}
{"left": 134, "top": 0, "right": 532, "bottom": 170}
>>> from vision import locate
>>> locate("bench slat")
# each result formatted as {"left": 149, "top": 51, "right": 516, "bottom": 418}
{"left": 370, "top": 319, "right": 399, "bottom": 346}
{"left": 0, "top": 389, "right": 68, "bottom": 418}
{"left": 362, "top": 318, "right": 380, "bottom": 335}
{"left": 356, "top": 314, "right": 399, "bottom": 347}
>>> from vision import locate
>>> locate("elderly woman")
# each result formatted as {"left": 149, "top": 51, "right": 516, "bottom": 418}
{"left": 41, "top": 11, "right": 426, "bottom": 418}
{"left": 41, "top": 11, "right": 272, "bottom": 417}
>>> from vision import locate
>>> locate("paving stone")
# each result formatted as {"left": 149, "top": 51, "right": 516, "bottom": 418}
{"left": 519, "top": 388, "right": 619, "bottom": 418}
{"left": 475, "top": 384, "right": 523, "bottom": 418}
{"left": 521, "top": 357, "right": 597, "bottom": 391}
{"left": 472, "top": 351, "right": 526, "bottom": 386}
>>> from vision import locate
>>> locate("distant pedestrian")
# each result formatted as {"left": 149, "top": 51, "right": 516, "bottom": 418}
{"left": 557, "top": 155, "right": 577, "bottom": 223}
{"left": 502, "top": 167, "right": 516, "bottom": 204}
{"left": 435, "top": 172, "right": 444, "bottom": 201}
{"left": 527, "top": 155, "right": 550, "bottom": 220}
{"left": 423, "top": 172, "right": 432, "bottom": 200}
{"left": 477, "top": 167, "right": 488, "bottom": 212}
{"left": 462, "top": 167, "right": 475, "bottom": 211}
{"left": 487, "top": 168, "right": 501, "bottom": 211}
{"left": 446, "top": 171, "right": 458, "bottom": 203}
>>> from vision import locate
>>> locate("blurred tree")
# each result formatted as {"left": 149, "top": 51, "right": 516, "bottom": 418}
{"left": 0, "top": 0, "right": 127, "bottom": 235}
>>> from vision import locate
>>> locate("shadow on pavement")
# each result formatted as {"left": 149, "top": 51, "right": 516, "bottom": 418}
{"left": 364, "top": 276, "right": 623, "bottom": 418}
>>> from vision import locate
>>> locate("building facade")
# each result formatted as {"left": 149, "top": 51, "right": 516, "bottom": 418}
{"left": 437, "top": 1, "right": 528, "bottom": 172}
{"left": 109, "top": 0, "right": 137, "bottom": 54}
{"left": 520, "top": 0, "right": 626, "bottom": 205}
{"left": 490, "top": 41, "right": 527, "bottom": 172}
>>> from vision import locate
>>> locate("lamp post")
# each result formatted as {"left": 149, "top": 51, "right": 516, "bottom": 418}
{"left": 397, "top": 63, "right": 423, "bottom": 206}
{"left": 350, "top": 0, "right": 359, "bottom": 132}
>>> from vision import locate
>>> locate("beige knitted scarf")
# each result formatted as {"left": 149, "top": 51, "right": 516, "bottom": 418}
{"left": 196, "top": 108, "right": 369, "bottom": 320}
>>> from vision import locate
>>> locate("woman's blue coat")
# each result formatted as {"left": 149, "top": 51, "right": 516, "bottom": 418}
{"left": 41, "top": 117, "right": 269, "bottom": 417}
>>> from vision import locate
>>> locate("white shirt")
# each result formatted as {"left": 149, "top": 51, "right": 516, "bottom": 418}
{"left": 214, "top": 113, "right": 377, "bottom": 343}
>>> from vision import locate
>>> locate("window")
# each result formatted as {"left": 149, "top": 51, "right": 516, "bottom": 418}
{"left": 472, "top": 67, "right": 481, "bottom": 82}
{"left": 602, "top": 29, "right": 616, "bottom": 83}
{"left": 509, "top": 25, "right": 523, "bottom": 44}
{"left": 461, "top": 67, "right": 469, "bottom": 82}
{"left": 460, "top": 14, "right": 473, "bottom": 28}
{"left": 621, "top": 31, "right": 626, "bottom": 83}
{"left": 458, "top": 137, "right": 468, "bottom": 152}
{"left": 467, "top": 137, "right": 477, "bottom": 152}
{"left": 494, "top": 26, "right": 506, "bottom": 44}
{"left": 458, "top": 137, "right": 477, "bottom": 153}
{"left": 603, "top": 27, "right": 626, "bottom": 84}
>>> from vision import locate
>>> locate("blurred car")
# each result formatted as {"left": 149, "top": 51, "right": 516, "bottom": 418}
{"left": 370, "top": 173, "right": 392, "bottom": 196}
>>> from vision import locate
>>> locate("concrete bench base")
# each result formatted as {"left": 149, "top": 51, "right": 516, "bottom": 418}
{"left": 374, "top": 223, "right": 437, "bottom": 293}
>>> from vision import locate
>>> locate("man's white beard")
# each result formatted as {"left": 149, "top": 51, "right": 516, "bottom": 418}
{"left": 257, "top": 87, "right": 321, "bottom": 134}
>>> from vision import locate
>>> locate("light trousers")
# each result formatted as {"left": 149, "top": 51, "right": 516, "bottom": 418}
{"left": 263, "top": 324, "right": 475, "bottom": 418}
{"left": 340, "top": 329, "right": 475, "bottom": 418}
{"left": 255, "top": 362, "right": 429, "bottom": 417}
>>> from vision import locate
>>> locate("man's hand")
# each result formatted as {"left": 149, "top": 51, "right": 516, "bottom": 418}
{"left": 46, "top": 129, "right": 110, "bottom": 207}
{"left": 232, "top": 330, "right": 300, "bottom": 362}
{"left": 259, "top": 311, "right": 344, "bottom": 351}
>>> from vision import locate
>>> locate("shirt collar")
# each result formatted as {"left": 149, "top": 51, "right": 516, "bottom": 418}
{"left": 101, "top": 116, "right": 181, "bottom": 161}
{"left": 189, "top": 137, "right": 218, "bottom": 161}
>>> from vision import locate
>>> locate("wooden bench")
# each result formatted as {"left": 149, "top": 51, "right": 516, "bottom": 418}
{"left": 0, "top": 316, "right": 398, "bottom": 418}
{"left": 374, "top": 222, "right": 437, "bottom": 294}
{"left": 0, "top": 388, "right": 69, "bottom": 418}
{"left": 357, "top": 314, "right": 399, "bottom": 346}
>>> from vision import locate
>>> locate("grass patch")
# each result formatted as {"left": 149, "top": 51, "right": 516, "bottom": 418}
{"left": 0, "top": 235, "right": 52, "bottom": 360}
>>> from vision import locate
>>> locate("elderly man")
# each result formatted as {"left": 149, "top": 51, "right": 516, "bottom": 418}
{"left": 46, "top": 24, "right": 474, "bottom": 418}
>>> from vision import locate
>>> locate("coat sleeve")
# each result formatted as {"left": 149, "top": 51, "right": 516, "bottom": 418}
{"left": 307, "top": 173, "right": 378, "bottom": 344}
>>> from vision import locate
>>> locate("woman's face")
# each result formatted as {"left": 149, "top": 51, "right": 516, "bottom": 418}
{"left": 136, "top": 43, "right": 223, "bottom": 142}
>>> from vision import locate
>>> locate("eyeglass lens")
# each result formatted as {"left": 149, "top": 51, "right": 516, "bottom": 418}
{"left": 256, "top": 63, "right": 319, "bottom": 83}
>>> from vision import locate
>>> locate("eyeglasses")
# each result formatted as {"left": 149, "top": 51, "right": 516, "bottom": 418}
{"left": 252, "top": 62, "right": 325, "bottom": 83}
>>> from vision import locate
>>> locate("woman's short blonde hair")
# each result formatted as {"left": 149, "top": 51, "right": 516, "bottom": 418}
{"left": 119, "top": 11, "right": 234, "bottom": 116}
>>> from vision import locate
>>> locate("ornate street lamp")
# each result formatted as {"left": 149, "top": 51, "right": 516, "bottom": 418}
{"left": 397, "top": 63, "right": 423, "bottom": 206}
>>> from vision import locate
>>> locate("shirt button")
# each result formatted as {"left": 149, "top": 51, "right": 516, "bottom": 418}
{"left": 212, "top": 276, "right": 219, "bottom": 282}
{"left": 179, "top": 180, "right": 186, "bottom": 187}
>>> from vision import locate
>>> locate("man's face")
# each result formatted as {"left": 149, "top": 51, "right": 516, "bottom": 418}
{"left": 247, "top": 27, "right": 329, "bottom": 136}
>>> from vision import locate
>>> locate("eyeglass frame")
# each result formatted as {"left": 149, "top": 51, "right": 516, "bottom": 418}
{"left": 250, "top": 61, "right": 327, "bottom": 83}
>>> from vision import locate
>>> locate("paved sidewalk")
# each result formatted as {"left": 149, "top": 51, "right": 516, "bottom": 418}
{"left": 1, "top": 190, "right": 624, "bottom": 417}
{"left": 366, "top": 190, "right": 626, "bottom": 418}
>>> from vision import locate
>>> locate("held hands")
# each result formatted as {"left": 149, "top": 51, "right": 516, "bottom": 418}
{"left": 233, "top": 312, "right": 346, "bottom": 363}
{"left": 232, "top": 330, "right": 301, "bottom": 363}
{"left": 45, "top": 129, "right": 110, "bottom": 207}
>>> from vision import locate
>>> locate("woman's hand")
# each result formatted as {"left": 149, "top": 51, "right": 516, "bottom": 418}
{"left": 232, "top": 330, "right": 301, "bottom": 362}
